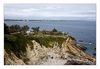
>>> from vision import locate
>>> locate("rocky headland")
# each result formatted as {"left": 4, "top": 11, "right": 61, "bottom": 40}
{"left": 4, "top": 34, "right": 96, "bottom": 65}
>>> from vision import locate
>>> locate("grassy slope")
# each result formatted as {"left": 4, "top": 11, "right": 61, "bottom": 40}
{"left": 4, "top": 34, "right": 33, "bottom": 58}
{"left": 27, "top": 36, "right": 67, "bottom": 48}
{"left": 4, "top": 33, "right": 75, "bottom": 58}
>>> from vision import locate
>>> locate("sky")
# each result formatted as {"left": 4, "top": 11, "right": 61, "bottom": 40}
{"left": 4, "top": 4, "right": 96, "bottom": 20}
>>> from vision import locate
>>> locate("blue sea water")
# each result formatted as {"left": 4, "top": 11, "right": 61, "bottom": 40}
{"left": 5, "top": 20, "right": 96, "bottom": 56}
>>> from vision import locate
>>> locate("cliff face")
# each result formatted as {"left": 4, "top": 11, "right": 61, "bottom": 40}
{"left": 4, "top": 36, "right": 96, "bottom": 65}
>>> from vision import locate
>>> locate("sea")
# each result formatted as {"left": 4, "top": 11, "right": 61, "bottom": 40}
{"left": 5, "top": 20, "right": 96, "bottom": 56}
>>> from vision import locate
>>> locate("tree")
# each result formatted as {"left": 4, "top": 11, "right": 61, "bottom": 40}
{"left": 4, "top": 23, "right": 10, "bottom": 34}
{"left": 22, "top": 25, "right": 29, "bottom": 32}
{"left": 21, "top": 25, "right": 29, "bottom": 34}
{"left": 15, "top": 24, "right": 20, "bottom": 32}
{"left": 9, "top": 24, "right": 21, "bottom": 33}
{"left": 32, "top": 27, "right": 40, "bottom": 34}
{"left": 52, "top": 28, "right": 57, "bottom": 32}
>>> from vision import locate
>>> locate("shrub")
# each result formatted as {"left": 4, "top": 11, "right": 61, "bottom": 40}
{"left": 4, "top": 34, "right": 32, "bottom": 58}
{"left": 27, "top": 36, "right": 66, "bottom": 48}
{"left": 69, "top": 36, "right": 76, "bottom": 40}
{"left": 52, "top": 28, "right": 57, "bottom": 32}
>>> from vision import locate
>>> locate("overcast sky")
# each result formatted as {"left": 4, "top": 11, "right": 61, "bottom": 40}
{"left": 4, "top": 4, "right": 96, "bottom": 20}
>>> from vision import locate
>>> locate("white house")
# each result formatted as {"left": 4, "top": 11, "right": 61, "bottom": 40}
{"left": 26, "top": 31, "right": 34, "bottom": 35}
{"left": 26, "top": 31, "right": 30, "bottom": 35}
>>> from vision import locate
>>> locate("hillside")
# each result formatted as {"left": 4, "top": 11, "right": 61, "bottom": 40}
{"left": 4, "top": 34, "right": 96, "bottom": 65}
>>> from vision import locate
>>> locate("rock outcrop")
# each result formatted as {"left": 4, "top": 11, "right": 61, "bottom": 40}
{"left": 4, "top": 36, "right": 96, "bottom": 65}
{"left": 4, "top": 50, "right": 25, "bottom": 65}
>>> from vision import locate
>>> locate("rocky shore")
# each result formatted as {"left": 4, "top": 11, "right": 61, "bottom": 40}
{"left": 4, "top": 35, "right": 96, "bottom": 65}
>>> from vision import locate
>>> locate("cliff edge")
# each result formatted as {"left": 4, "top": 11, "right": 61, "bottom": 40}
{"left": 4, "top": 35, "right": 96, "bottom": 65}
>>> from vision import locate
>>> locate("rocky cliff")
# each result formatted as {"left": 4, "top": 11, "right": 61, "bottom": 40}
{"left": 4, "top": 35, "right": 96, "bottom": 65}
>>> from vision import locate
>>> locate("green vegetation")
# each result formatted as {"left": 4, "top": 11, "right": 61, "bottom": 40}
{"left": 9, "top": 24, "right": 21, "bottom": 33}
{"left": 69, "top": 35, "right": 76, "bottom": 40}
{"left": 4, "top": 23, "right": 10, "bottom": 34}
{"left": 52, "top": 28, "right": 57, "bottom": 32}
{"left": 41, "top": 28, "right": 63, "bottom": 35}
{"left": 27, "top": 36, "right": 66, "bottom": 48}
{"left": 4, "top": 23, "right": 29, "bottom": 34}
{"left": 4, "top": 34, "right": 33, "bottom": 58}
{"left": 21, "top": 25, "right": 29, "bottom": 34}
{"left": 4, "top": 23, "right": 75, "bottom": 58}
{"left": 32, "top": 27, "right": 40, "bottom": 34}
{"left": 4, "top": 23, "right": 66, "bottom": 58}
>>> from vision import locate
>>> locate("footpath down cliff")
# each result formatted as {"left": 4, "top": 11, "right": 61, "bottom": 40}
{"left": 4, "top": 35, "right": 96, "bottom": 65}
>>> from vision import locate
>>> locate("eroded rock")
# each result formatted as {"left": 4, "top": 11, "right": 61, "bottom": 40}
{"left": 4, "top": 36, "right": 96, "bottom": 65}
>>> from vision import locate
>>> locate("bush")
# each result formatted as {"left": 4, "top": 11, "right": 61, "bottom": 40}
{"left": 4, "top": 34, "right": 33, "bottom": 58}
{"left": 27, "top": 36, "right": 66, "bottom": 48}
{"left": 69, "top": 36, "right": 76, "bottom": 40}
{"left": 52, "top": 28, "right": 57, "bottom": 32}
